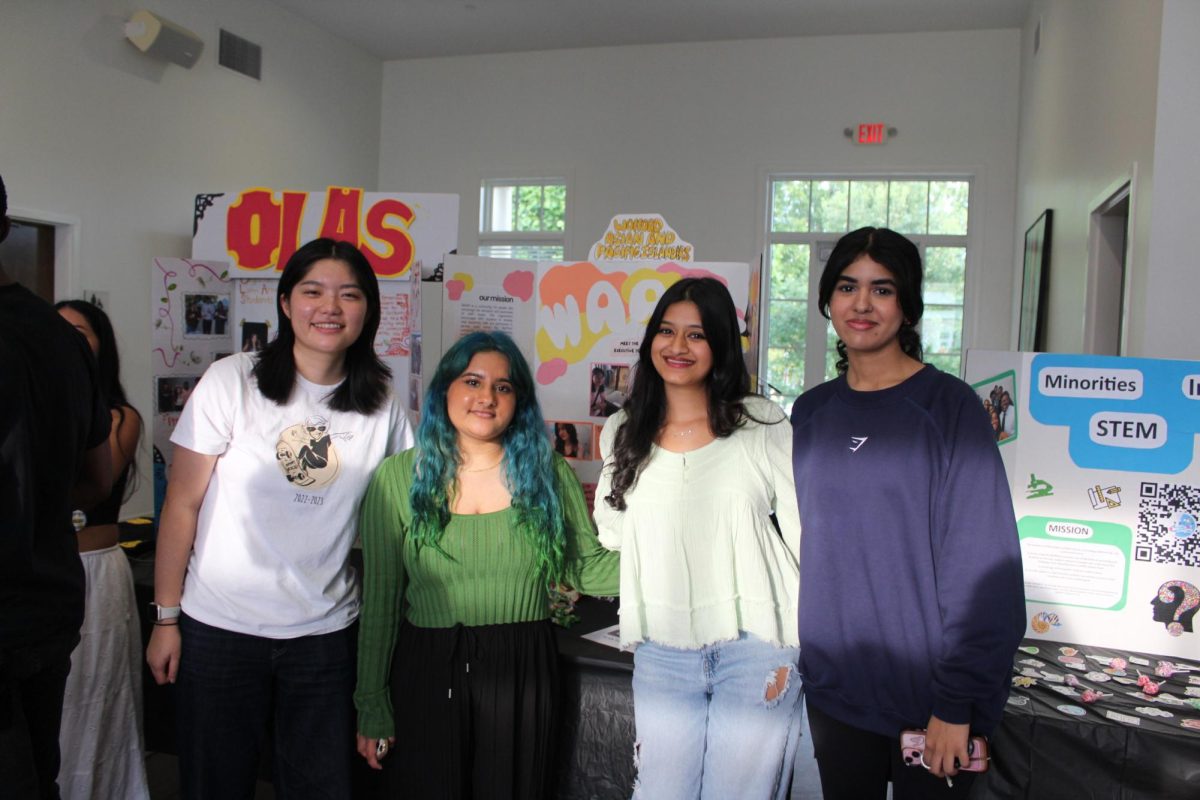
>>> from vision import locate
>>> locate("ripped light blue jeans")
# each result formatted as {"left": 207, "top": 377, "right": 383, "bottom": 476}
{"left": 630, "top": 632, "right": 803, "bottom": 800}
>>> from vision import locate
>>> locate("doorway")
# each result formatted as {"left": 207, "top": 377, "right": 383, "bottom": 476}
{"left": 1084, "top": 179, "right": 1133, "bottom": 355}
{"left": 0, "top": 218, "right": 56, "bottom": 301}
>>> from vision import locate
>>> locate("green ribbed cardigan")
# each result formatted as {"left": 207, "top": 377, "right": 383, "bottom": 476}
{"left": 354, "top": 448, "right": 620, "bottom": 738}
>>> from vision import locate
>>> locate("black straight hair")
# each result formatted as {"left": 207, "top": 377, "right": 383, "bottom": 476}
{"left": 817, "top": 226, "right": 925, "bottom": 374}
{"left": 604, "top": 277, "right": 764, "bottom": 511}
{"left": 54, "top": 299, "right": 141, "bottom": 500}
{"left": 252, "top": 237, "right": 392, "bottom": 414}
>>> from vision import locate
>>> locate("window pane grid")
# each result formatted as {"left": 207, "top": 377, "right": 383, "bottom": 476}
{"left": 764, "top": 177, "right": 970, "bottom": 397}
{"left": 478, "top": 243, "right": 564, "bottom": 261}
{"left": 480, "top": 178, "right": 566, "bottom": 258}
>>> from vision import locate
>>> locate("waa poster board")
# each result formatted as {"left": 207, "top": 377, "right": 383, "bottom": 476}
{"left": 965, "top": 350, "right": 1200, "bottom": 661}
{"left": 441, "top": 255, "right": 751, "bottom": 503}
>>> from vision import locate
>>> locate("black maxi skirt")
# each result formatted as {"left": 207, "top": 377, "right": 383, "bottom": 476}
{"left": 386, "top": 619, "right": 559, "bottom": 800}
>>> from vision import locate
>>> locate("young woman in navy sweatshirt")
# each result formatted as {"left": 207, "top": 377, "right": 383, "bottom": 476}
{"left": 789, "top": 227, "right": 1025, "bottom": 799}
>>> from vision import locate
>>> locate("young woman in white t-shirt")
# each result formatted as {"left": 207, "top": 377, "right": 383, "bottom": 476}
{"left": 146, "top": 238, "right": 413, "bottom": 799}
{"left": 594, "top": 277, "right": 803, "bottom": 800}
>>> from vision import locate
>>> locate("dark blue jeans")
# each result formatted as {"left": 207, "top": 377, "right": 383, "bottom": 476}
{"left": 175, "top": 615, "right": 357, "bottom": 800}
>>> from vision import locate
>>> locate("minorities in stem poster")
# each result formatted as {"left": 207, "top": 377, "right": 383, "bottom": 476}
{"left": 966, "top": 351, "right": 1200, "bottom": 661}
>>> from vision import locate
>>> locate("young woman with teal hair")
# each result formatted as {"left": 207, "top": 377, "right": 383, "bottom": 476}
{"left": 354, "top": 330, "right": 619, "bottom": 799}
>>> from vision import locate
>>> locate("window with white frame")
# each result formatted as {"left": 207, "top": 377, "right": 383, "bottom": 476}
{"left": 478, "top": 178, "right": 567, "bottom": 260}
{"left": 762, "top": 177, "right": 971, "bottom": 409}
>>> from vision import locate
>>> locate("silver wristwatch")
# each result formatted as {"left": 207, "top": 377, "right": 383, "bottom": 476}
{"left": 152, "top": 603, "right": 182, "bottom": 622}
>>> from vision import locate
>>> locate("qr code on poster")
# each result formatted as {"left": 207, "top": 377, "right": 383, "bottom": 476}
{"left": 1136, "top": 482, "right": 1200, "bottom": 567}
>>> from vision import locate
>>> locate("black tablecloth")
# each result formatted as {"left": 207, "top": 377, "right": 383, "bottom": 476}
{"left": 972, "top": 639, "right": 1200, "bottom": 799}
{"left": 553, "top": 597, "right": 636, "bottom": 798}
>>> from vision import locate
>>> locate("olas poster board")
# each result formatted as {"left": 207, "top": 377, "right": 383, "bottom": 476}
{"left": 192, "top": 186, "right": 458, "bottom": 280}
{"left": 965, "top": 350, "right": 1200, "bottom": 661}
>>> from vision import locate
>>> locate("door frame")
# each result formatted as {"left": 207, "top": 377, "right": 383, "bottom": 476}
{"left": 1083, "top": 168, "right": 1137, "bottom": 355}
{"left": 7, "top": 205, "right": 81, "bottom": 300}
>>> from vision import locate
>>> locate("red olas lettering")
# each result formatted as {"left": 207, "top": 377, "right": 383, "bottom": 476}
{"left": 362, "top": 198, "right": 415, "bottom": 278}
{"left": 225, "top": 187, "right": 416, "bottom": 277}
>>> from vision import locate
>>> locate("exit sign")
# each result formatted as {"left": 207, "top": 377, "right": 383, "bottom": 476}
{"left": 856, "top": 123, "right": 888, "bottom": 145}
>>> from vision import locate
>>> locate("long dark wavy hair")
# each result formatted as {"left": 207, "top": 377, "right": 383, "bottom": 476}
{"left": 409, "top": 331, "right": 567, "bottom": 582}
{"left": 55, "top": 299, "right": 140, "bottom": 500}
{"left": 252, "top": 238, "right": 391, "bottom": 414}
{"left": 604, "top": 277, "right": 762, "bottom": 511}
{"left": 818, "top": 226, "right": 925, "bottom": 375}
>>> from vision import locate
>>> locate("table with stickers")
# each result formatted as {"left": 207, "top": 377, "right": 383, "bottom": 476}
{"left": 975, "top": 639, "right": 1200, "bottom": 798}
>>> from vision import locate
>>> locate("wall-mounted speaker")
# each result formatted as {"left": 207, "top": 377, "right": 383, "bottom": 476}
{"left": 125, "top": 10, "right": 204, "bottom": 69}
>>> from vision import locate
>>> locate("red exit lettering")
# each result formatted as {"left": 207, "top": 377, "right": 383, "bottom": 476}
{"left": 857, "top": 123, "right": 887, "bottom": 145}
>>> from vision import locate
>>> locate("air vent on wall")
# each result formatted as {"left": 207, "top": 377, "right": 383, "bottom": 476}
{"left": 219, "top": 29, "right": 261, "bottom": 80}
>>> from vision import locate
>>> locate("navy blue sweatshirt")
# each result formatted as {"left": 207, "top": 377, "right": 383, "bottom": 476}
{"left": 791, "top": 365, "right": 1024, "bottom": 737}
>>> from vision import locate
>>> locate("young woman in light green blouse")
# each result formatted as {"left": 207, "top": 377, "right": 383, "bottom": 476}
{"left": 594, "top": 278, "right": 803, "bottom": 800}
{"left": 354, "top": 330, "right": 618, "bottom": 800}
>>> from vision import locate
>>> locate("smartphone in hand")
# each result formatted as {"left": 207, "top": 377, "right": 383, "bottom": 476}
{"left": 900, "top": 729, "right": 990, "bottom": 773}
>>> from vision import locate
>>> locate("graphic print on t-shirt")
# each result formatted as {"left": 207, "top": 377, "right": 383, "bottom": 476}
{"left": 274, "top": 414, "right": 352, "bottom": 488}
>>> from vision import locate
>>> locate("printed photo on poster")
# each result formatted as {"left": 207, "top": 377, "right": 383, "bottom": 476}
{"left": 590, "top": 363, "right": 631, "bottom": 418}
{"left": 546, "top": 421, "right": 594, "bottom": 461}
{"left": 184, "top": 293, "right": 230, "bottom": 338}
{"left": 157, "top": 376, "right": 200, "bottom": 413}
{"left": 241, "top": 321, "right": 269, "bottom": 352}
{"left": 973, "top": 370, "right": 1018, "bottom": 444}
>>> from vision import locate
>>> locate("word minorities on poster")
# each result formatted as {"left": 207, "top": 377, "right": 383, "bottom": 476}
{"left": 1039, "top": 367, "right": 1143, "bottom": 399}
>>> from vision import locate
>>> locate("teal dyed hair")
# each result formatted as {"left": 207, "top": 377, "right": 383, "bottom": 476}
{"left": 410, "top": 331, "right": 566, "bottom": 582}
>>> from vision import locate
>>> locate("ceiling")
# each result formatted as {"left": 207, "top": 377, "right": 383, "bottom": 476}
{"left": 267, "top": 0, "right": 1032, "bottom": 61}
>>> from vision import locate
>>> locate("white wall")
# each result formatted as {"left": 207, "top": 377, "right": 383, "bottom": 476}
{"left": 1141, "top": 0, "right": 1200, "bottom": 360}
{"left": 1014, "top": 0, "right": 1163, "bottom": 355}
{"left": 0, "top": 1, "right": 383, "bottom": 517}
{"left": 378, "top": 30, "right": 1021, "bottom": 357}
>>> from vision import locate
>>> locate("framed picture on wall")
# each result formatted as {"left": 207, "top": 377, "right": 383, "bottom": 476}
{"left": 1019, "top": 210, "right": 1053, "bottom": 352}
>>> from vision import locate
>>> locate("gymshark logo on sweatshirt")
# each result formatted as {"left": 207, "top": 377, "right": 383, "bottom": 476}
{"left": 849, "top": 436, "right": 869, "bottom": 452}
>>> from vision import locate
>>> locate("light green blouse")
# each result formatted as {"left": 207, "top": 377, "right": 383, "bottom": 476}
{"left": 594, "top": 396, "right": 801, "bottom": 649}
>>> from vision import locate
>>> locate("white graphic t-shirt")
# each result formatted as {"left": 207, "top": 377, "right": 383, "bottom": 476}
{"left": 171, "top": 353, "right": 414, "bottom": 638}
